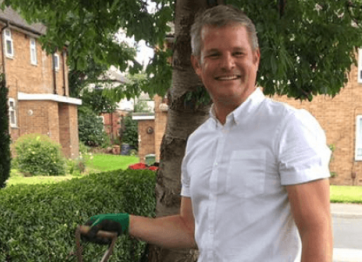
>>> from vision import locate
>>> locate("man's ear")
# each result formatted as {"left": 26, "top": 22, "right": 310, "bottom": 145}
{"left": 253, "top": 48, "right": 261, "bottom": 67}
{"left": 191, "top": 55, "right": 202, "bottom": 77}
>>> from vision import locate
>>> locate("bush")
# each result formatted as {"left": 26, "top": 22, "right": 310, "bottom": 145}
{"left": 0, "top": 169, "right": 156, "bottom": 262}
{"left": 78, "top": 106, "right": 110, "bottom": 147}
{"left": 121, "top": 114, "right": 138, "bottom": 150}
{"left": 13, "top": 134, "right": 66, "bottom": 176}
{"left": 0, "top": 77, "right": 11, "bottom": 188}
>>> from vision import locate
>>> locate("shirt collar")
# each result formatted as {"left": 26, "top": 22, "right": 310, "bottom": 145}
{"left": 209, "top": 87, "right": 265, "bottom": 126}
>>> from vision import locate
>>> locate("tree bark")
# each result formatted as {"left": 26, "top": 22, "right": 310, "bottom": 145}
{"left": 147, "top": 0, "right": 219, "bottom": 261}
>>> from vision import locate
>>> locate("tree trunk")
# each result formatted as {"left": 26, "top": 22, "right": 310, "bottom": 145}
{"left": 147, "top": 0, "right": 222, "bottom": 261}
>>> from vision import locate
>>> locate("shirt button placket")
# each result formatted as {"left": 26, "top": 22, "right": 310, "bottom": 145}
{"left": 208, "top": 127, "right": 227, "bottom": 261}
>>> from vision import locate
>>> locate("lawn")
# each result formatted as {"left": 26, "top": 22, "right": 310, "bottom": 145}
{"left": 86, "top": 154, "right": 138, "bottom": 172}
{"left": 330, "top": 185, "right": 362, "bottom": 204}
{"left": 6, "top": 154, "right": 139, "bottom": 186}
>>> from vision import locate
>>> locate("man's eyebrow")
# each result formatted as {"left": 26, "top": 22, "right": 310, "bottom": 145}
{"left": 204, "top": 48, "right": 219, "bottom": 54}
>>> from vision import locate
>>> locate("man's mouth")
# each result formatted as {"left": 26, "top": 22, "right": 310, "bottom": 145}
{"left": 215, "top": 75, "right": 240, "bottom": 81}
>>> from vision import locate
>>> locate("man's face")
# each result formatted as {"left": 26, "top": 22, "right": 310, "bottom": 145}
{"left": 192, "top": 24, "right": 260, "bottom": 108}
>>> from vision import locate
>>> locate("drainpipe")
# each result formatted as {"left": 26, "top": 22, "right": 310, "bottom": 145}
{"left": 52, "top": 53, "right": 57, "bottom": 94}
{"left": 0, "top": 21, "right": 10, "bottom": 80}
{"left": 62, "top": 49, "right": 66, "bottom": 96}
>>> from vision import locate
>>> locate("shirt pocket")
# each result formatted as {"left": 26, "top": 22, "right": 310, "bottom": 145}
{"left": 226, "top": 149, "right": 266, "bottom": 198}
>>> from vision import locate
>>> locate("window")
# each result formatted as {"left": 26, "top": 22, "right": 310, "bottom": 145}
{"left": 53, "top": 53, "right": 59, "bottom": 71}
{"left": 8, "top": 98, "right": 17, "bottom": 127}
{"left": 355, "top": 115, "right": 362, "bottom": 160}
{"left": 358, "top": 49, "right": 362, "bottom": 83}
{"left": 30, "top": 38, "right": 37, "bottom": 65}
{"left": 4, "top": 29, "right": 14, "bottom": 58}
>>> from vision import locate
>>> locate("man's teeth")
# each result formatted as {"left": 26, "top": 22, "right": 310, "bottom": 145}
{"left": 218, "top": 76, "right": 238, "bottom": 80}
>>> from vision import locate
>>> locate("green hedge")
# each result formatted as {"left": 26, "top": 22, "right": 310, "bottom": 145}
{"left": 0, "top": 169, "right": 156, "bottom": 262}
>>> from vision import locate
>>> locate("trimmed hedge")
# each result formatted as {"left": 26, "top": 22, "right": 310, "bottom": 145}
{"left": 0, "top": 169, "right": 156, "bottom": 261}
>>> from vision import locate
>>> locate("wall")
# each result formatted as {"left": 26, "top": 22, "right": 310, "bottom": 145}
{"left": 138, "top": 120, "right": 155, "bottom": 163}
{"left": 154, "top": 95, "right": 168, "bottom": 162}
{"left": 59, "top": 103, "right": 79, "bottom": 158}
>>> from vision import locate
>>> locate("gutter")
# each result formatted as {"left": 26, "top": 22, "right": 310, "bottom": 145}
{"left": 0, "top": 18, "right": 44, "bottom": 37}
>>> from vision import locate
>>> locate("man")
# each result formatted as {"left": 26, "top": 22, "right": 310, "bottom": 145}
{"left": 85, "top": 5, "right": 333, "bottom": 262}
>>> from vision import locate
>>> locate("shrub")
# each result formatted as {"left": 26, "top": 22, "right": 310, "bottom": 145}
{"left": 0, "top": 77, "right": 11, "bottom": 188}
{"left": 0, "top": 169, "right": 156, "bottom": 262}
{"left": 13, "top": 134, "right": 66, "bottom": 176}
{"left": 78, "top": 106, "right": 110, "bottom": 147}
{"left": 121, "top": 114, "right": 138, "bottom": 150}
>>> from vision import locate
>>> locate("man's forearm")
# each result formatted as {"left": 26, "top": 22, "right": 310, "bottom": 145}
{"left": 300, "top": 224, "right": 333, "bottom": 262}
{"left": 129, "top": 215, "right": 197, "bottom": 249}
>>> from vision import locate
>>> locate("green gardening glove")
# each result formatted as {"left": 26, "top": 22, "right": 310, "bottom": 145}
{"left": 83, "top": 213, "right": 130, "bottom": 245}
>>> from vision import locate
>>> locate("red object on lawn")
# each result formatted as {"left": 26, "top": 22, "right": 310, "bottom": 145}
{"left": 128, "top": 163, "right": 158, "bottom": 171}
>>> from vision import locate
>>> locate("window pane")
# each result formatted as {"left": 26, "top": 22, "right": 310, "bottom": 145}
{"left": 10, "top": 111, "right": 15, "bottom": 124}
{"left": 6, "top": 40, "right": 12, "bottom": 55}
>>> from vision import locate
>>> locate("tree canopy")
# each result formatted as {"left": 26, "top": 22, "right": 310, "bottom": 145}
{"left": 3, "top": 0, "right": 362, "bottom": 100}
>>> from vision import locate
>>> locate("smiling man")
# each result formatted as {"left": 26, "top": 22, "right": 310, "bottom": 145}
{"left": 84, "top": 5, "right": 333, "bottom": 262}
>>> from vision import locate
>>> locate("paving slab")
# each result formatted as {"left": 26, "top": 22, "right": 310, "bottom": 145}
{"left": 331, "top": 203, "right": 362, "bottom": 218}
{"left": 333, "top": 248, "right": 362, "bottom": 262}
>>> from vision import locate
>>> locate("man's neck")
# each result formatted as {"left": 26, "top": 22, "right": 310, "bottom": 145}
{"left": 213, "top": 103, "right": 239, "bottom": 125}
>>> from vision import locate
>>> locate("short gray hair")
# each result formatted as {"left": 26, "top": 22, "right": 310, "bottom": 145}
{"left": 190, "top": 5, "right": 259, "bottom": 57}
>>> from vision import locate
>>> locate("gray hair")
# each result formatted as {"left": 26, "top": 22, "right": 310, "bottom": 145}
{"left": 190, "top": 5, "right": 259, "bottom": 57}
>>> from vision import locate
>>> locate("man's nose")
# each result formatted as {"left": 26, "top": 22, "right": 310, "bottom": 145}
{"left": 220, "top": 53, "right": 235, "bottom": 70}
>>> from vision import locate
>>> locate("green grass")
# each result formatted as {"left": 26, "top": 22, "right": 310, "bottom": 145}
{"left": 330, "top": 185, "right": 362, "bottom": 204}
{"left": 86, "top": 154, "right": 139, "bottom": 172}
{"left": 6, "top": 154, "right": 139, "bottom": 187}
{"left": 6, "top": 170, "right": 74, "bottom": 186}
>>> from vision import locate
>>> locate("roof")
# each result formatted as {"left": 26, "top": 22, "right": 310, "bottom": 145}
{"left": 0, "top": 6, "right": 46, "bottom": 35}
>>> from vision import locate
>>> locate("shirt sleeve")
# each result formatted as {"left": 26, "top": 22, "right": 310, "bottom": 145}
{"left": 180, "top": 150, "right": 191, "bottom": 197}
{"left": 277, "top": 109, "right": 331, "bottom": 185}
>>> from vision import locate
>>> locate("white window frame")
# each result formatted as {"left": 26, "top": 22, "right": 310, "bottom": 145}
{"left": 8, "top": 98, "right": 17, "bottom": 128}
{"left": 355, "top": 115, "right": 362, "bottom": 160}
{"left": 53, "top": 53, "right": 60, "bottom": 71}
{"left": 4, "top": 29, "right": 14, "bottom": 58}
{"left": 358, "top": 48, "right": 362, "bottom": 84}
{"left": 30, "top": 38, "right": 37, "bottom": 65}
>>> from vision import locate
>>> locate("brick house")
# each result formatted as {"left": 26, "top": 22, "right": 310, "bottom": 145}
{"left": 1, "top": 7, "right": 81, "bottom": 159}
{"left": 137, "top": 50, "right": 362, "bottom": 186}
{"left": 133, "top": 95, "right": 167, "bottom": 163}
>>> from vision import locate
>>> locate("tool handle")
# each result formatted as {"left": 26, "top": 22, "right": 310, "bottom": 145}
{"left": 77, "top": 225, "right": 118, "bottom": 239}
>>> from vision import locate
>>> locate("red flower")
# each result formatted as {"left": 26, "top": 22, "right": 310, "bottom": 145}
{"left": 148, "top": 166, "right": 158, "bottom": 171}
{"left": 128, "top": 162, "right": 158, "bottom": 171}
{"left": 129, "top": 163, "right": 147, "bottom": 170}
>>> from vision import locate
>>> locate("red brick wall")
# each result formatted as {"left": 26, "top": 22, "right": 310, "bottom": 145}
{"left": 138, "top": 120, "right": 155, "bottom": 163}
{"left": 59, "top": 103, "right": 79, "bottom": 158}
{"left": 273, "top": 63, "right": 362, "bottom": 186}
{"left": 154, "top": 95, "right": 168, "bottom": 162}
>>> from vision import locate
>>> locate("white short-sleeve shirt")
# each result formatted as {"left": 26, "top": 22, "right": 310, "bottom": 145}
{"left": 181, "top": 88, "right": 331, "bottom": 262}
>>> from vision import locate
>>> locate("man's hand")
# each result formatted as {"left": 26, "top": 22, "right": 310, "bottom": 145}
{"left": 83, "top": 213, "right": 130, "bottom": 245}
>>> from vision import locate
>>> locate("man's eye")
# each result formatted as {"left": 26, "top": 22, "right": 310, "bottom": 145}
{"left": 208, "top": 53, "right": 219, "bottom": 58}
{"left": 234, "top": 52, "right": 244, "bottom": 56}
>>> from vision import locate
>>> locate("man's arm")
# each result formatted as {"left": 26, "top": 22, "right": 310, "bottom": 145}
{"left": 129, "top": 197, "right": 197, "bottom": 249}
{"left": 286, "top": 178, "right": 333, "bottom": 262}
